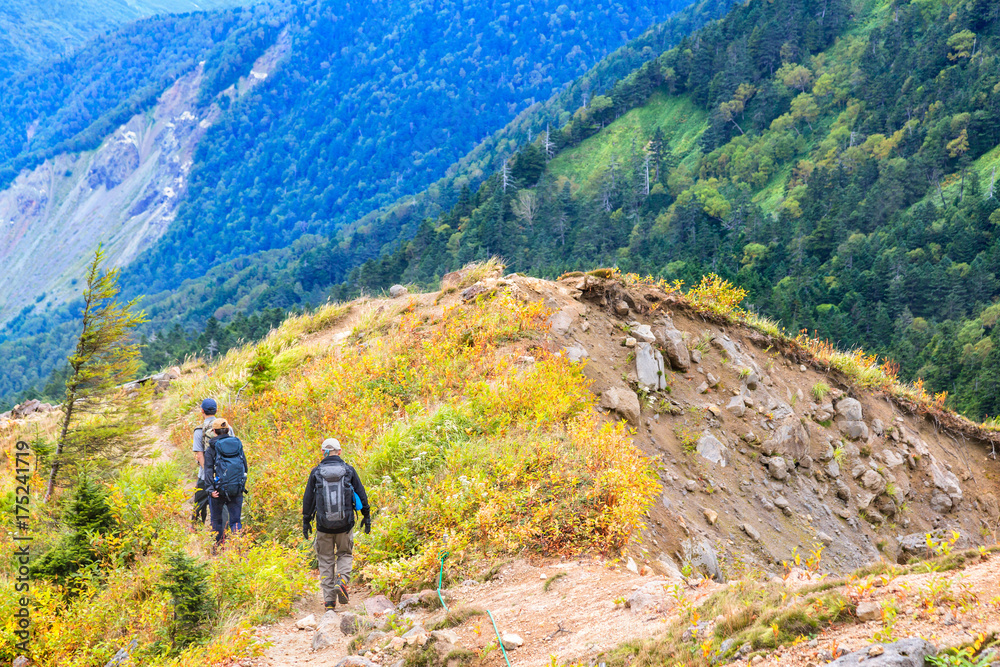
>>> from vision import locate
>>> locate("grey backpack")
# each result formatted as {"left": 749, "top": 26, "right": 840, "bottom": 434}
{"left": 315, "top": 462, "right": 355, "bottom": 533}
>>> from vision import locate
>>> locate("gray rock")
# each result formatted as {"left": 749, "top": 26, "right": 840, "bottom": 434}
{"left": 827, "top": 638, "right": 936, "bottom": 667}
{"left": 726, "top": 395, "right": 747, "bottom": 417}
{"left": 743, "top": 371, "right": 760, "bottom": 390}
{"left": 882, "top": 449, "right": 905, "bottom": 468}
{"left": 742, "top": 522, "right": 761, "bottom": 541}
{"left": 660, "top": 323, "right": 691, "bottom": 371}
{"left": 872, "top": 418, "right": 885, "bottom": 436}
{"left": 773, "top": 495, "right": 790, "bottom": 511}
{"left": 501, "top": 633, "right": 524, "bottom": 650}
{"left": 432, "top": 629, "right": 461, "bottom": 645}
{"left": 636, "top": 342, "right": 667, "bottom": 391}
{"left": 682, "top": 536, "right": 724, "bottom": 582}
{"left": 296, "top": 614, "right": 318, "bottom": 630}
{"left": 632, "top": 324, "right": 656, "bottom": 343}
{"left": 816, "top": 531, "right": 833, "bottom": 546}
{"left": 768, "top": 456, "right": 789, "bottom": 481}
{"left": 389, "top": 284, "right": 408, "bottom": 298}
{"left": 843, "top": 420, "right": 870, "bottom": 440}
{"left": 627, "top": 580, "right": 672, "bottom": 612}
{"left": 835, "top": 479, "right": 851, "bottom": 501}
{"left": 856, "top": 600, "right": 881, "bottom": 622}
{"left": 827, "top": 460, "right": 841, "bottom": 478}
{"left": 761, "top": 419, "right": 810, "bottom": 459}
{"left": 335, "top": 658, "right": 381, "bottom": 667}
{"left": 852, "top": 464, "right": 867, "bottom": 479}
{"left": 340, "top": 612, "right": 375, "bottom": 636}
{"left": 600, "top": 386, "right": 641, "bottom": 425}
{"left": 696, "top": 381, "right": 710, "bottom": 394}
{"left": 836, "top": 398, "right": 864, "bottom": 422}
{"left": 930, "top": 491, "right": 953, "bottom": 513}
{"left": 877, "top": 496, "right": 897, "bottom": 517}
{"left": 696, "top": 433, "right": 728, "bottom": 467}
{"left": 929, "top": 456, "right": 963, "bottom": 505}
{"left": 690, "top": 349, "right": 702, "bottom": 364}
{"left": 564, "top": 344, "right": 589, "bottom": 363}
{"left": 364, "top": 594, "right": 395, "bottom": 616}
{"left": 860, "top": 469, "right": 886, "bottom": 494}
{"left": 814, "top": 402, "right": 835, "bottom": 422}
{"left": 685, "top": 479, "right": 698, "bottom": 492}
{"left": 899, "top": 529, "right": 947, "bottom": 554}
{"left": 857, "top": 490, "right": 877, "bottom": 510}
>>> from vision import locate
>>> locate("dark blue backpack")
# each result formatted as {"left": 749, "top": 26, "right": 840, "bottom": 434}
{"left": 212, "top": 436, "right": 247, "bottom": 502}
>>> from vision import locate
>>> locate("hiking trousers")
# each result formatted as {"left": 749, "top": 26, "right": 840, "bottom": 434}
{"left": 209, "top": 493, "right": 243, "bottom": 544}
{"left": 315, "top": 529, "right": 353, "bottom": 603}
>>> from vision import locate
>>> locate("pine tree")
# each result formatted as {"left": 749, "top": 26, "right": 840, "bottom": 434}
{"left": 45, "top": 247, "right": 150, "bottom": 501}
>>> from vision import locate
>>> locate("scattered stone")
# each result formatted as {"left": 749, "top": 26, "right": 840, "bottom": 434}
{"left": 564, "top": 344, "right": 589, "bottom": 363}
{"left": 633, "top": 324, "right": 656, "bottom": 343}
{"left": 660, "top": 319, "right": 691, "bottom": 371}
{"left": 615, "top": 300, "right": 630, "bottom": 317}
{"left": 856, "top": 490, "right": 877, "bottom": 510}
{"left": 860, "top": 469, "right": 886, "bottom": 494}
{"left": 726, "top": 395, "right": 747, "bottom": 417}
{"left": 627, "top": 580, "right": 672, "bottom": 612}
{"left": 636, "top": 342, "right": 668, "bottom": 391}
{"left": 431, "top": 629, "right": 461, "bottom": 645}
{"left": 624, "top": 337, "right": 637, "bottom": 348}
{"left": 816, "top": 531, "right": 833, "bottom": 546}
{"left": 773, "top": 495, "right": 791, "bottom": 514}
{"left": 389, "top": 284, "right": 408, "bottom": 298}
{"left": 335, "top": 657, "right": 380, "bottom": 667}
{"left": 852, "top": 464, "right": 867, "bottom": 479}
{"left": 364, "top": 594, "right": 395, "bottom": 616}
{"left": 696, "top": 433, "right": 728, "bottom": 466}
{"left": 930, "top": 492, "right": 953, "bottom": 514}
{"left": 743, "top": 523, "right": 761, "bottom": 541}
{"left": 626, "top": 557, "right": 639, "bottom": 574}
{"left": 882, "top": 449, "right": 905, "bottom": 468}
{"left": 826, "top": 638, "right": 936, "bottom": 667}
{"left": 872, "top": 419, "right": 885, "bottom": 436}
{"left": 296, "top": 614, "right": 318, "bottom": 630}
{"left": 836, "top": 398, "right": 864, "bottom": 422}
{"left": 706, "top": 404, "right": 722, "bottom": 419}
{"left": 685, "top": 479, "right": 698, "bottom": 492}
{"left": 13, "top": 658, "right": 30, "bottom": 667}
{"left": 690, "top": 349, "right": 702, "bottom": 364}
{"left": 768, "top": 456, "right": 789, "bottom": 481}
{"left": 697, "top": 381, "right": 710, "bottom": 394}
{"left": 682, "top": 536, "right": 724, "bottom": 582}
{"left": 843, "top": 420, "right": 869, "bottom": 440}
{"left": 761, "top": 419, "right": 810, "bottom": 459}
{"left": 799, "top": 364, "right": 807, "bottom": 372}
{"left": 834, "top": 479, "right": 851, "bottom": 501}
{"left": 799, "top": 455, "right": 813, "bottom": 469}
{"left": 600, "top": 386, "right": 642, "bottom": 426}
{"left": 929, "top": 456, "right": 963, "bottom": 506}
{"left": 856, "top": 600, "right": 881, "bottom": 622}
{"left": 501, "top": 633, "right": 524, "bottom": 650}
{"left": 704, "top": 509, "right": 719, "bottom": 525}
{"left": 341, "top": 612, "right": 376, "bottom": 635}
{"left": 869, "top": 645, "right": 885, "bottom": 657}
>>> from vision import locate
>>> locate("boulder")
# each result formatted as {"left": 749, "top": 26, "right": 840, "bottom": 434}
{"left": 827, "top": 460, "right": 841, "bottom": 478}
{"left": 843, "top": 420, "right": 869, "bottom": 440}
{"left": 814, "top": 402, "right": 835, "bottom": 422}
{"left": 836, "top": 398, "right": 864, "bottom": 422}
{"left": 659, "top": 322, "right": 691, "bottom": 372}
{"left": 564, "top": 344, "right": 589, "bottom": 363}
{"left": 12, "top": 399, "right": 41, "bottom": 419}
{"left": 364, "top": 594, "right": 395, "bottom": 616}
{"left": 614, "top": 300, "right": 630, "bottom": 317}
{"left": 882, "top": 449, "right": 905, "bottom": 468}
{"left": 696, "top": 433, "right": 728, "bottom": 467}
{"left": 635, "top": 342, "right": 667, "bottom": 391}
{"left": 835, "top": 479, "right": 851, "bottom": 501}
{"left": 856, "top": 600, "right": 881, "bottom": 622}
{"left": 827, "top": 638, "right": 936, "bottom": 667}
{"left": 389, "top": 284, "right": 408, "bottom": 298}
{"left": 929, "top": 457, "right": 963, "bottom": 505}
{"left": 600, "top": 387, "right": 641, "bottom": 425}
{"left": 682, "top": 536, "right": 724, "bottom": 582}
{"left": 761, "top": 419, "right": 810, "bottom": 459}
{"left": 930, "top": 492, "right": 953, "bottom": 514}
{"left": 632, "top": 324, "right": 656, "bottom": 343}
{"left": 726, "top": 395, "right": 747, "bottom": 417}
{"left": 768, "top": 456, "right": 789, "bottom": 481}
{"left": 857, "top": 490, "right": 877, "bottom": 510}
{"left": 860, "top": 470, "right": 886, "bottom": 494}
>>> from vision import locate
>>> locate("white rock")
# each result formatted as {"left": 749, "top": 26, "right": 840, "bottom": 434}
{"left": 501, "top": 633, "right": 524, "bottom": 650}
{"left": 296, "top": 614, "right": 318, "bottom": 630}
{"left": 626, "top": 557, "right": 639, "bottom": 574}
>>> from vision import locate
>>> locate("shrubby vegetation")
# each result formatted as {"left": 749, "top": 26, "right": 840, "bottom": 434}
{"left": 346, "top": 0, "right": 1000, "bottom": 419}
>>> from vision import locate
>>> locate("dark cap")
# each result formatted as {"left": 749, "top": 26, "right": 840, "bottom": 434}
{"left": 201, "top": 398, "right": 218, "bottom": 415}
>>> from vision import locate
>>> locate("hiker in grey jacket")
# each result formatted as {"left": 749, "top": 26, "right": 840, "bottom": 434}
{"left": 302, "top": 438, "right": 371, "bottom": 611}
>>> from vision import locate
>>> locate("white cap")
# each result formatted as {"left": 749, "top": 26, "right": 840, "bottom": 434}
{"left": 321, "top": 438, "right": 341, "bottom": 453}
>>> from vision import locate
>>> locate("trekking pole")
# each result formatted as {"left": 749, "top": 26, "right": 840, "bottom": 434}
{"left": 437, "top": 551, "right": 449, "bottom": 612}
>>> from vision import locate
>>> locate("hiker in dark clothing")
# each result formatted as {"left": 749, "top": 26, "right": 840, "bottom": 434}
{"left": 204, "top": 418, "right": 249, "bottom": 545}
{"left": 302, "top": 438, "right": 371, "bottom": 611}
{"left": 191, "top": 398, "right": 218, "bottom": 523}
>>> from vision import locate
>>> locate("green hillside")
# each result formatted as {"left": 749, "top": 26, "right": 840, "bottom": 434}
{"left": 347, "top": 0, "right": 1000, "bottom": 420}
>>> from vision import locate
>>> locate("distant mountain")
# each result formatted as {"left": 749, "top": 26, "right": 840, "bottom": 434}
{"left": 0, "top": 0, "right": 250, "bottom": 78}
{"left": 0, "top": 0, "right": 714, "bottom": 408}
{"left": 345, "top": 0, "right": 1000, "bottom": 419}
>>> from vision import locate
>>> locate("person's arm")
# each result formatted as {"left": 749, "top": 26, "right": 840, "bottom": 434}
{"left": 301, "top": 469, "right": 315, "bottom": 539}
{"left": 351, "top": 467, "right": 372, "bottom": 533}
{"left": 192, "top": 428, "right": 205, "bottom": 469}
{"left": 203, "top": 448, "right": 216, "bottom": 493}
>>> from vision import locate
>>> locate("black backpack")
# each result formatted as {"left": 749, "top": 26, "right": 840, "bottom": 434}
{"left": 314, "top": 462, "right": 355, "bottom": 533}
{"left": 212, "top": 436, "right": 247, "bottom": 502}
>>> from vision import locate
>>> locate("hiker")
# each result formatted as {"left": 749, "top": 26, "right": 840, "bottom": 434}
{"left": 302, "top": 438, "right": 371, "bottom": 611}
{"left": 191, "top": 398, "right": 219, "bottom": 523}
{"left": 203, "top": 417, "right": 249, "bottom": 545}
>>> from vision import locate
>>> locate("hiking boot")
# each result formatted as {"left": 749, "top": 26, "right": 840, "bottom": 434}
{"left": 324, "top": 600, "right": 337, "bottom": 612}
{"left": 335, "top": 577, "right": 350, "bottom": 604}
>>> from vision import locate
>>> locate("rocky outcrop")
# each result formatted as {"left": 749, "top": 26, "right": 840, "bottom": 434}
{"left": 827, "top": 638, "right": 936, "bottom": 666}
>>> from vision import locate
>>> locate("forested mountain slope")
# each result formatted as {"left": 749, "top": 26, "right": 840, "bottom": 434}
{"left": 0, "top": 0, "right": 714, "bottom": 408}
{"left": 0, "top": 0, "right": 249, "bottom": 79}
{"left": 347, "top": 0, "right": 1000, "bottom": 420}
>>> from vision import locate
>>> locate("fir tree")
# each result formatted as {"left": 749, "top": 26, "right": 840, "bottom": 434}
{"left": 45, "top": 246, "right": 150, "bottom": 501}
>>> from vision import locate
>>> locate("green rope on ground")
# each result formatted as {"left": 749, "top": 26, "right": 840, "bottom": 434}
{"left": 487, "top": 610, "right": 513, "bottom": 667}
{"left": 437, "top": 551, "right": 449, "bottom": 612}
